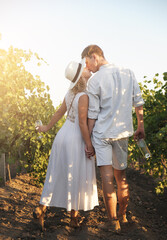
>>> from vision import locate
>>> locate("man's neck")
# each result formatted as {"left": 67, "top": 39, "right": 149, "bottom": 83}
{"left": 98, "top": 58, "right": 109, "bottom": 70}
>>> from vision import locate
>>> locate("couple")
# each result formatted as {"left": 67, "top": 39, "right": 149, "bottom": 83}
{"left": 33, "top": 45, "right": 145, "bottom": 233}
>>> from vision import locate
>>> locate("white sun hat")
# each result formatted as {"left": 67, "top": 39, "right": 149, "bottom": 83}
{"left": 65, "top": 58, "right": 85, "bottom": 89}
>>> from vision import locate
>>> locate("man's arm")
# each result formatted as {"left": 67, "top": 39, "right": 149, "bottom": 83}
{"left": 134, "top": 105, "right": 145, "bottom": 140}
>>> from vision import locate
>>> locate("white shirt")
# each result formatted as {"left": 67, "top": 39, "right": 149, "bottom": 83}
{"left": 87, "top": 64, "right": 144, "bottom": 139}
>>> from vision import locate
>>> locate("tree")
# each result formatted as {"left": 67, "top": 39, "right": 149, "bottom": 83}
{"left": 0, "top": 46, "right": 65, "bottom": 185}
{"left": 129, "top": 73, "right": 167, "bottom": 194}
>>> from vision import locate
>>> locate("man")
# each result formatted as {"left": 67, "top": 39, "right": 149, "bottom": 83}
{"left": 81, "top": 45, "right": 145, "bottom": 233}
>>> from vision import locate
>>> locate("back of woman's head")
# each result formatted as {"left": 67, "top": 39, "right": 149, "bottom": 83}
{"left": 71, "top": 77, "right": 86, "bottom": 94}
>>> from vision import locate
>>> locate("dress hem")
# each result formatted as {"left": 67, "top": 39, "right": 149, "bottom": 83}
{"left": 39, "top": 201, "right": 99, "bottom": 212}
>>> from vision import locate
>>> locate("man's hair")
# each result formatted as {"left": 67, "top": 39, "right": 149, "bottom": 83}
{"left": 81, "top": 45, "right": 105, "bottom": 59}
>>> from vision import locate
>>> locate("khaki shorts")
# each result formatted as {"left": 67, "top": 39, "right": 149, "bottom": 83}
{"left": 92, "top": 136, "right": 129, "bottom": 170}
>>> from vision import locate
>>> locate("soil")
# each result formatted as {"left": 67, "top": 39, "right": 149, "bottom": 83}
{"left": 0, "top": 167, "right": 167, "bottom": 240}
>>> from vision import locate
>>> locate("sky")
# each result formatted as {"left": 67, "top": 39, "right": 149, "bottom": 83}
{"left": 0, "top": 0, "right": 167, "bottom": 107}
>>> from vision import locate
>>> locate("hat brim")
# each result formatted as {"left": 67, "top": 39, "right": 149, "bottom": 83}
{"left": 69, "top": 58, "right": 85, "bottom": 90}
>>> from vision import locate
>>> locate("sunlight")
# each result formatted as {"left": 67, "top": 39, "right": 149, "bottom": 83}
{"left": 68, "top": 172, "right": 73, "bottom": 181}
{"left": 49, "top": 175, "right": 52, "bottom": 183}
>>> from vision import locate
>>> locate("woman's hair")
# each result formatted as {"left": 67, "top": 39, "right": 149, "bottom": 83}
{"left": 71, "top": 76, "right": 86, "bottom": 94}
{"left": 81, "top": 45, "right": 105, "bottom": 59}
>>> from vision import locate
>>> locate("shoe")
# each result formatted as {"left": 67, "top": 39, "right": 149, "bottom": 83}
{"left": 33, "top": 206, "right": 46, "bottom": 231}
{"left": 98, "top": 219, "right": 121, "bottom": 233}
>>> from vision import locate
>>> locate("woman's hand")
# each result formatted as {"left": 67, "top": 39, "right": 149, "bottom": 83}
{"left": 36, "top": 125, "right": 48, "bottom": 133}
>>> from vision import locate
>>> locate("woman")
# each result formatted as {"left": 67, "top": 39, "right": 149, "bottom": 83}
{"left": 33, "top": 59, "right": 99, "bottom": 230}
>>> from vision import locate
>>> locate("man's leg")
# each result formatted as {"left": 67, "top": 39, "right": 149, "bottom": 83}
{"left": 114, "top": 169, "right": 129, "bottom": 222}
{"left": 99, "top": 165, "right": 117, "bottom": 219}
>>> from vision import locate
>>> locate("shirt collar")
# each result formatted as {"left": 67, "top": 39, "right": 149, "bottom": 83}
{"left": 99, "top": 63, "right": 115, "bottom": 70}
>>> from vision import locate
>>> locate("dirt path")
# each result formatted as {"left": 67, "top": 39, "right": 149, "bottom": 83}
{"left": 0, "top": 167, "right": 167, "bottom": 240}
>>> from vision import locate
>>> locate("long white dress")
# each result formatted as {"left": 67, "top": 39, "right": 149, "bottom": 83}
{"left": 40, "top": 91, "right": 99, "bottom": 211}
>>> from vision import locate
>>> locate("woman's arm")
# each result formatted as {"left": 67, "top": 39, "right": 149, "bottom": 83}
{"left": 78, "top": 94, "right": 94, "bottom": 156}
{"left": 88, "top": 118, "right": 96, "bottom": 135}
{"left": 38, "top": 98, "right": 67, "bottom": 132}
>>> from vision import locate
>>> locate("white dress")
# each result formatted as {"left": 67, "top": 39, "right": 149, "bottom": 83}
{"left": 40, "top": 90, "right": 99, "bottom": 211}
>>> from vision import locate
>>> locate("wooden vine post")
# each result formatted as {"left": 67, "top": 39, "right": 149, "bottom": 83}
{"left": 0, "top": 153, "right": 6, "bottom": 185}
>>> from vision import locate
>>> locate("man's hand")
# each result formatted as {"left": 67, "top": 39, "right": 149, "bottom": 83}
{"left": 85, "top": 144, "right": 95, "bottom": 159}
{"left": 134, "top": 127, "right": 145, "bottom": 141}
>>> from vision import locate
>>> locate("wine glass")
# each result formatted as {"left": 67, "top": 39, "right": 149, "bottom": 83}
{"left": 35, "top": 120, "right": 43, "bottom": 139}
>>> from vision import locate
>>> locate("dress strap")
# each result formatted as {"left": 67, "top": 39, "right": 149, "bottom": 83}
{"left": 67, "top": 94, "right": 76, "bottom": 117}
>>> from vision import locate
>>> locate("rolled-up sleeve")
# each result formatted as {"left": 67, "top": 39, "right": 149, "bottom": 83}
{"left": 131, "top": 71, "right": 145, "bottom": 107}
{"left": 87, "top": 78, "right": 100, "bottom": 119}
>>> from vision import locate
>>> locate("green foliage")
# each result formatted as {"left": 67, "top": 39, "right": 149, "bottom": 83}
{"left": 0, "top": 46, "right": 65, "bottom": 186}
{"left": 128, "top": 73, "right": 167, "bottom": 194}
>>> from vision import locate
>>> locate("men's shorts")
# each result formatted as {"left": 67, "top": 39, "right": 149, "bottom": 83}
{"left": 92, "top": 136, "right": 129, "bottom": 170}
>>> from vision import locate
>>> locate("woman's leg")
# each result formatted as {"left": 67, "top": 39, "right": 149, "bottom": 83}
{"left": 70, "top": 209, "right": 79, "bottom": 227}
{"left": 33, "top": 204, "right": 47, "bottom": 231}
{"left": 33, "top": 204, "right": 47, "bottom": 219}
